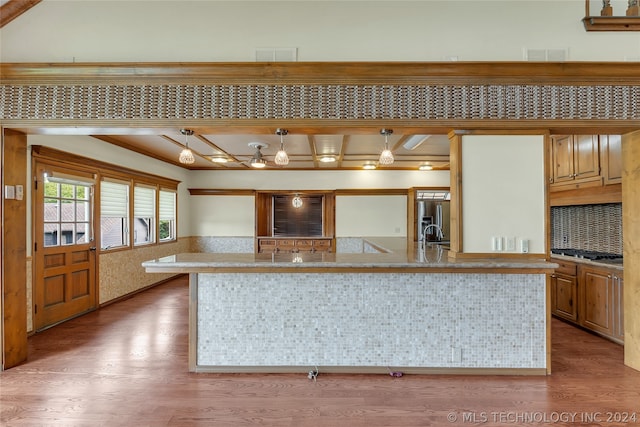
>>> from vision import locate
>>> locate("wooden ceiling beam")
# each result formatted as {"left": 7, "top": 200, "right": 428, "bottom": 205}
{"left": 0, "top": 0, "right": 41, "bottom": 28}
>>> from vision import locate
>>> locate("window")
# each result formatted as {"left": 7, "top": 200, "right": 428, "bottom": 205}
{"left": 158, "top": 190, "right": 176, "bottom": 242}
{"left": 272, "top": 194, "right": 323, "bottom": 237}
{"left": 43, "top": 175, "right": 93, "bottom": 247}
{"left": 100, "top": 179, "right": 129, "bottom": 249}
{"left": 133, "top": 185, "right": 156, "bottom": 245}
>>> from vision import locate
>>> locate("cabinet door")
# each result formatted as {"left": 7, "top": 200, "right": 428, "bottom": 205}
{"left": 277, "top": 240, "right": 296, "bottom": 252}
{"left": 573, "top": 135, "right": 600, "bottom": 179}
{"left": 551, "top": 135, "right": 575, "bottom": 182}
{"left": 580, "top": 267, "right": 613, "bottom": 337}
{"left": 552, "top": 274, "right": 578, "bottom": 322}
{"left": 600, "top": 134, "right": 622, "bottom": 185}
{"left": 296, "top": 240, "right": 314, "bottom": 252}
{"left": 313, "top": 239, "right": 332, "bottom": 253}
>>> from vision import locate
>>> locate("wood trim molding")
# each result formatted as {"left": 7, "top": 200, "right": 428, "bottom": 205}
{"left": 448, "top": 133, "right": 463, "bottom": 255}
{"left": 189, "top": 188, "right": 411, "bottom": 196}
{"left": 622, "top": 130, "right": 640, "bottom": 371}
{"left": 3, "top": 62, "right": 640, "bottom": 85}
{"left": 31, "top": 145, "right": 180, "bottom": 189}
{"left": 583, "top": 16, "right": 640, "bottom": 31}
{"left": 193, "top": 365, "right": 547, "bottom": 376}
{"left": 549, "top": 184, "right": 622, "bottom": 206}
{"left": 0, "top": 0, "right": 42, "bottom": 29}
{"left": 334, "top": 188, "right": 409, "bottom": 196}
{"left": 2, "top": 129, "right": 28, "bottom": 369}
{"left": 188, "top": 189, "right": 256, "bottom": 196}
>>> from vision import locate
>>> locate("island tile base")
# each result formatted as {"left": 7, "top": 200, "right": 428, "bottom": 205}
{"left": 192, "top": 272, "right": 547, "bottom": 374}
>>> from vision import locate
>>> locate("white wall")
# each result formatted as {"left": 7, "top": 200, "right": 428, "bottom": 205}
{"left": 336, "top": 195, "right": 407, "bottom": 237}
{"left": 190, "top": 196, "right": 255, "bottom": 236}
{"left": 461, "top": 135, "right": 546, "bottom": 254}
{"left": 188, "top": 169, "right": 449, "bottom": 190}
{"left": 188, "top": 169, "right": 447, "bottom": 237}
{"left": 2, "top": 1, "right": 639, "bottom": 63}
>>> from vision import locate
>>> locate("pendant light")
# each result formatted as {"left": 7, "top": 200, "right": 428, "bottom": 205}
{"left": 179, "top": 129, "right": 195, "bottom": 165}
{"left": 274, "top": 128, "right": 289, "bottom": 166}
{"left": 379, "top": 128, "right": 394, "bottom": 165}
{"left": 292, "top": 193, "right": 303, "bottom": 208}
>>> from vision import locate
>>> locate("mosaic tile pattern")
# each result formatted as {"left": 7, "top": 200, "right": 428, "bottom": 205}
{"left": 551, "top": 203, "right": 623, "bottom": 254}
{"left": 196, "top": 272, "right": 546, "bottom": 369}
{"left": 336, "top": 237, "right": 365, "bottom": 253}
{"left": 191, "top": 236, "right": 255, "bottom": 253}
{"left": 100, "top": 238, "right": 190, "bottom": 304}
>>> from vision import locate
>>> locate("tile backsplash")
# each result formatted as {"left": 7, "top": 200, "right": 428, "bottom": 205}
{"left": 551, "top": 203, "right": 623, "bottom": 254}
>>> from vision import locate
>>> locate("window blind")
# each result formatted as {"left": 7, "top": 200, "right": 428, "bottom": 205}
{"left": 134, "top": 186, "right": 156, "bottom": 218}
{"left": 159, "top": 191, "right": 176, "bottom": 220}
{"left": 101, "top": 181, "right": 129, "bottom": 218}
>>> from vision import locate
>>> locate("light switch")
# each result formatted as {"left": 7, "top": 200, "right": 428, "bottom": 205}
{"left": 4, "top": 185, "right": 15, "bottom": 200}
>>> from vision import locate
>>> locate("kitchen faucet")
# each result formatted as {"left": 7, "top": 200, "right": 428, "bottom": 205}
{"left": 422, "top": 224, "right": 444, "bottom": 245}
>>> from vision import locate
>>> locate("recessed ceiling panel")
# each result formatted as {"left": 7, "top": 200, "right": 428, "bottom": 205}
{"left": 96, "top": 132, "right": 450, "bottom": 170}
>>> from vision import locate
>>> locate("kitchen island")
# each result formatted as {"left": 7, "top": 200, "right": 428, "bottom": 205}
{"left": 142, "top": 240, "right": 557, "bottom": 375}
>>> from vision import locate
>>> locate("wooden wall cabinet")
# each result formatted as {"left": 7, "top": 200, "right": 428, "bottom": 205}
{"left": 550, "top": 135, "right": 601, "bottom": 191}
{"left": 579, "top": 265, "right": 624, "bottom": 344}
{"left": 600, "top": 134, "right": 623, "bottom": 185}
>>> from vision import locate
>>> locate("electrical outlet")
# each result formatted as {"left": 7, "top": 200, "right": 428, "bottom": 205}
{"left": 506, "top": 237, "right": 516, "bottom": 251}
{"left": 451, "top": 347, "right": 462, "bottom": 363}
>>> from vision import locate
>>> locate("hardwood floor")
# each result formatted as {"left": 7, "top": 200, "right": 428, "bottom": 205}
{"left": 2, "top": 275, "right": 639, "bottom": 427}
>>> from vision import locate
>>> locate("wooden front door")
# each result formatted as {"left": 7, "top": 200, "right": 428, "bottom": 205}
{"left": 33, "top": 164, "right": 97, "bottom": 331}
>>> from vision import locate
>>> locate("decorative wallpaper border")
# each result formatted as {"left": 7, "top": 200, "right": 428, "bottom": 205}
{"left": 1, "top": 83, "right": 639, "bottom": 121}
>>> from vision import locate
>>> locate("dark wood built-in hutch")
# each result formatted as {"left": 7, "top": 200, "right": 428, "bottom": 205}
{"left": 255, "top": 191, "right": 335, "bottom": 253}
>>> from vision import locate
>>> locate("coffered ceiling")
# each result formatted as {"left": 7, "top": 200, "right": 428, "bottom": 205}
{"left": 91, "top": 130, "right": 451, "bottom": 171}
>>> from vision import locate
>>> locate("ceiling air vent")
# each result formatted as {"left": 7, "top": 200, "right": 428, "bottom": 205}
{"left": 255, "top": 48, "right": 298, "bottom": 62}
{"left": 524, "top": 48, "right": 568, "bottom": 62}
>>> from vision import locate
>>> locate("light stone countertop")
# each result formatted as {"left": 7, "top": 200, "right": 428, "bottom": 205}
{"left": 550, "top": 253, "right": 624, "bottom": 272}
{"left": 142, "top": 237, "right": 557, "bottom": 273}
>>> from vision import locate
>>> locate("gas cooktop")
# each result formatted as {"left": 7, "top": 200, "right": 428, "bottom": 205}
{"left": 551, "top": 248, "right": 623, "bottom": 261}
